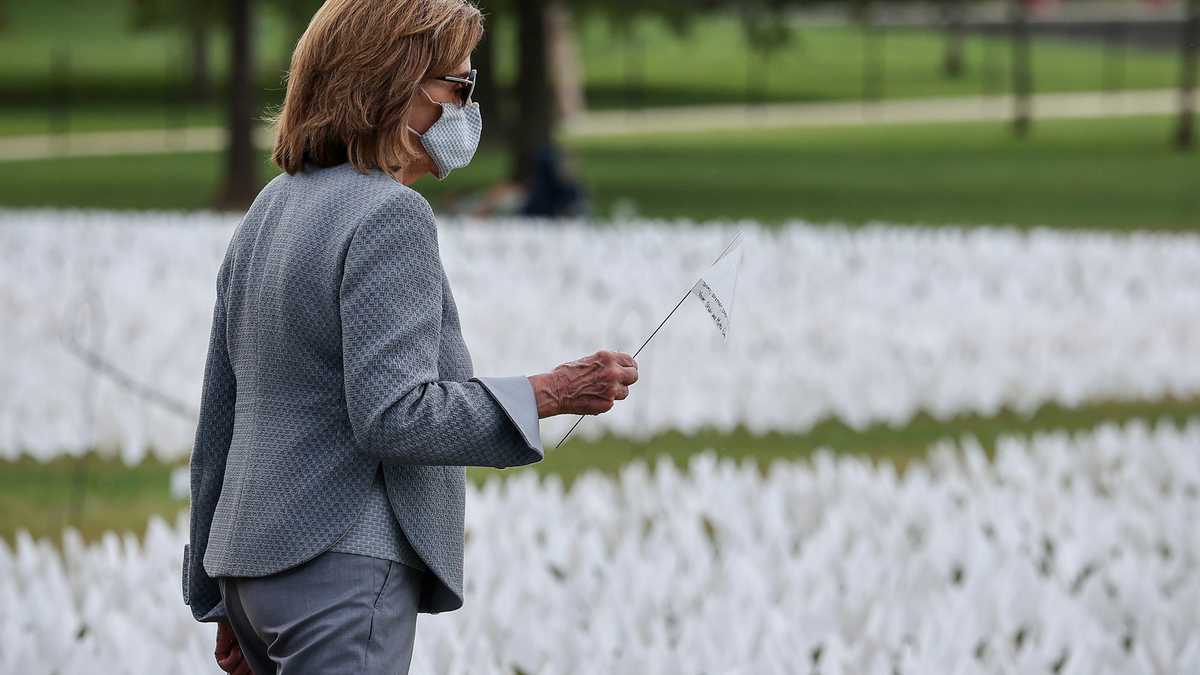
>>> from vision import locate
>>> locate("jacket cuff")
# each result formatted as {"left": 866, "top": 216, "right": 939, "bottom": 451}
{"left": 184, "top": 542, "right": 228, "bottom": 623}
{"left": 182, "top": 543, "right": 191, "bottom": 604}
{"left": 470, "top": 375, "right": 544, "bottom": 459}
{"left": 198, "top": 598, "right": 229, "bottom": 623}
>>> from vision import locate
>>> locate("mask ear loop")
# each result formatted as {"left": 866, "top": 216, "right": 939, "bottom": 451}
{"left": 406, "top": 86, "right": 436, "bottom": 137}
{"left": 406, "top": 85, "right": 454, "bottom": 138}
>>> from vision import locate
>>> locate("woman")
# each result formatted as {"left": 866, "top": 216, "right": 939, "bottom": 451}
{"left": 180, "top": 1, "right": 639, "bottom": 673}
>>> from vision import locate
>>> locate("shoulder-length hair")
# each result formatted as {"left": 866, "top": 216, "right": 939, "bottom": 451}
{"left": 268, "top": 0, "right": 483, "bottom": 182}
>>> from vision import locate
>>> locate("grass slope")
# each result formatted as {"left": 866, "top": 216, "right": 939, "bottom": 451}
{"left": 4, "top": 396, "right": 1198, "bottom": 547}
{"left": 0, "top": 115, "right": 1195, "bottom": 229}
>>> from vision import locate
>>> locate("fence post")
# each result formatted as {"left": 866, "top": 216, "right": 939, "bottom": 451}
{"left": 623, "top": 26, "right": 644, "bottom": 114}
{"left": 862, "top": 13, "right": 885, "bottom": 105}
{"left": 50, "top": 47, "right": 71, "bottom": 154}
{"left": 1102, "top": 20, "right": 1127, "bottom": 98}
{"left": 166, "top": 39, "right": 186, "bottom": 151}
{"left": 1009, "top": 0, "right": 1032, "bottom": 138}
{"left": 981, "top": 25, "right": 1002, "bottom": 100}
{"left": 1177, "top": 0, "right": 1199, "bottom": 149}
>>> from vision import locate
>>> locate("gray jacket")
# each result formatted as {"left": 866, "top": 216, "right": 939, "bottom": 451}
{"left": 182, "top": 162, "right": 545, "bottom": 623}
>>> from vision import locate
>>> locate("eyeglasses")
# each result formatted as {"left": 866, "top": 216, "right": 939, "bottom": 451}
{"left": 432, "top": 68, "right": 476, "bottom": 106}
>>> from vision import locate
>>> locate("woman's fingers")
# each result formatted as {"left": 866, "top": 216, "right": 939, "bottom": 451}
{"left": 618, "top": 364, "right": 638, "bottom": 385}
{"left": 215, "top": 620, "right": 237, "bottom": 659}
{"left": 546, "top": 349, "right": 639, "bottom": 416}
{"left": 612, "top": 351, "right": 637, "bottom": 368}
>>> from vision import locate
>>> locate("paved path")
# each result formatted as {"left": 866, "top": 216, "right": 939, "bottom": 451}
{"left": 564, "top": 88, "right": 1191, "bottom": 136}
{"left": 0, "top": 88, "right": 1191, "bottom": 162}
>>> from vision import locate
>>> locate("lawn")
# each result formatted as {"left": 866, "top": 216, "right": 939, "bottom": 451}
{"left": 0, "top": 114, "right": 1196, "bottom": 230}
{"left": 4, "top": 395, "right": 1198, "bottom": 548}
{"left": 0, "top": 1, "right": 1181, "bottom": 134}
{"left": 0, "top": 103, "right": 225, "bottom": 137}
{"left": 569, "top": 16, "right": 1180, "bottom": 109}
{"left": 566, "top": 114, "right": 1200, "bottom": 229}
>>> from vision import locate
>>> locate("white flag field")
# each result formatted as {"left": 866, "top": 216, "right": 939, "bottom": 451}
{"left": 556, "top": 230, "right": 746, "bottom": 447}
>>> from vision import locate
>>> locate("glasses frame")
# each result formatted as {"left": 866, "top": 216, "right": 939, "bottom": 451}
{"left": 431, "top": 68, "right": 477, "bottom": 106}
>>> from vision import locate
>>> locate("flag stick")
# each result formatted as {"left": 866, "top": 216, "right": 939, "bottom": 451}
{"left": 554, "top": 284, "right": 694, "bottom": 449}
{"left": 554, "top": 229, "right": 745, "bottom": 450}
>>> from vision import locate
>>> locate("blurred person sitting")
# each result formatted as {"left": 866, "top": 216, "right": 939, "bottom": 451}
{"left": 519, "top": 143, "right": 589, "bottom": 218}
{"left": 450, "top": 143, "right": 589, "bottom": 218}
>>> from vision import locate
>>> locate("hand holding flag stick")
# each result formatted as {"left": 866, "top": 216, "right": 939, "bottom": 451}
{"left": 554, "top": 230, "right": 746, "bottom": 449}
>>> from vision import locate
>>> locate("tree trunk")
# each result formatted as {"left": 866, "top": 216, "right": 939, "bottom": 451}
{"left": 942, "top": 0, "right": 966, "bottom": 79}
{"left": 473, "top": 1, "right": 506, "bottom": 148}
{"left": 189, "top": 15, "right": 210, "bottom": 102}
{"left": 1010, "top": 0, "right": 1032, "bottom": 138}
{"left": 218, "top": 0, "right": 259, "bottom": 210}
{"left": 546, "top": 1, "right": 585, "bottom": 122}
{"left": 511, "top": 0, "right": 554, "bottom": 182}
{"left": 1176, "top": 0, "right": 1199, "bottom": 150}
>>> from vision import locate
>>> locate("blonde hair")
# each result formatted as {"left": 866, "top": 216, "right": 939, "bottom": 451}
{"left": 268, "top": 0, "right": 483, "bottom": 182}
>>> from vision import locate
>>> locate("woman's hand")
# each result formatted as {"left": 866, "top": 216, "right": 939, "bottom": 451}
{"left": 215, "top": 619, "right": 254, "bottom": 675}
{"left": 529, "top": 350, "right": 638, "bottom": 417}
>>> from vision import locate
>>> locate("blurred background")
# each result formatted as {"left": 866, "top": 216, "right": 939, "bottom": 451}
{"left": 0, "top": 0, "right": 1196, "bottom": 223}
{"left": 2, "top": 0, "right": 1199, "bottom": 672}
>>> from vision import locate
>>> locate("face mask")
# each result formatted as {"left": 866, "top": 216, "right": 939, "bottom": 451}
{"left": 407, "top": 87, "right": 482, "bottom": 180}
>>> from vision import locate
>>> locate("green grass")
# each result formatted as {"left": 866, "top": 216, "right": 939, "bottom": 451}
{"left": 569, "top": 18, "right": 1179, "bottom": 109}
{"left": 4, "top": 396, "right": 1198, "bottom": 549}
{"left": 0, "top": 150, "right": 253, "bottom": 211}
{"left": 0, "top": 0, "right": 298, "bottom": 104}
{"left": 538, "top": 397, "right": 1200, "bottom": 483}
{"left": 0, "top": 103, "right": 224, "bottom": 137}
{"left": 0, "top": 115, "right": 1196, "bottom": 229}
{"left": 566, "top": 114, "right": 1200, "bottom": 229}
{"left": 0, "top": 452, "right": 185, "bottom": 547}
{"left": 0, "top": 1, "right": 1180, "bottom": 132}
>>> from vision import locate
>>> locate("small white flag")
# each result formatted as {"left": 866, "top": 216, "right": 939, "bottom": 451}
{"left": 689, "top": 230, "right": 744, "bottom": 343}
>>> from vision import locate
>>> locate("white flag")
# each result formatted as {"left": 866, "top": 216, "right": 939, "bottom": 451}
{"left": 689, "top": 231, "right": 744, "bottom": 343}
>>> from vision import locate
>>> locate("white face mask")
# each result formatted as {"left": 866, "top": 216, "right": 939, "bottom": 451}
{"left": 407, "top": 87, "right": 482, "bottom": 180}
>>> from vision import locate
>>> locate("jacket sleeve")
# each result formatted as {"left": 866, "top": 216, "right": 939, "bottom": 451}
{"left": 182, "top": 250, "right": 236, "bottom": 624}
{"left": 340, "top": 190, "right": 544, "bottom": 469}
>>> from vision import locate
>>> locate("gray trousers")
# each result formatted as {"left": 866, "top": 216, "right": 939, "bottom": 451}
{"left": 217, "top": 550, "right": 423, "bottom": 675}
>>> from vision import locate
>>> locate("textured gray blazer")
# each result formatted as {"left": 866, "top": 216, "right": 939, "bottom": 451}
{"left": 182, "top": 162, "right": 545, "bottom": 624}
